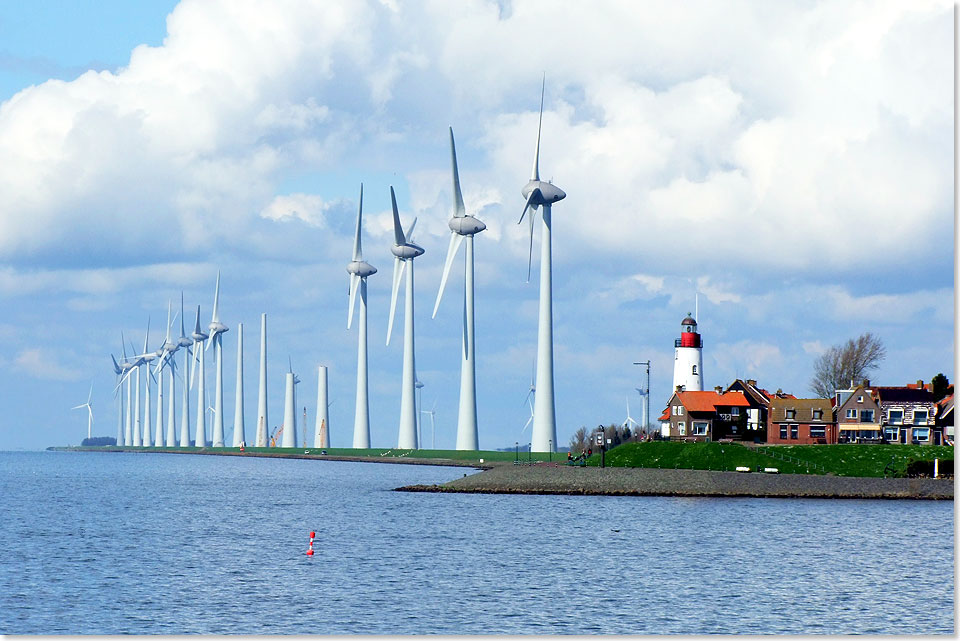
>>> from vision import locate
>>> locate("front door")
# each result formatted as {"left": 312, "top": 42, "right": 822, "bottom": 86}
{"left": 934, "top": 431, "right": 942, "bottom": 445}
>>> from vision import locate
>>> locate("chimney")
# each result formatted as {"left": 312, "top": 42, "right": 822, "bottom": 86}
{"left": 746, "top": 379, "right": 757, "bottom": 387}
{"left": 714, "top": 386, "right": 723, "bottom": 394}
{"left": 916, "top": 380, "right": 924, "bottom": 389}
{"left": 676, "top": 385, "right": 684, "bottom": 393}
{"left": 862, "top": 379, "right": 870, "bottom": 388}
{"left": 776, "top": 388, "right": 783, "bottom": 397}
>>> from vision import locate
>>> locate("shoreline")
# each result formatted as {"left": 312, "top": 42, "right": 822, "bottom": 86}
{"left": 49, "top": 447, "right": 953, "bottom": 499}
{"left": 397, "top": 464, "right": 955, "bottom": 500}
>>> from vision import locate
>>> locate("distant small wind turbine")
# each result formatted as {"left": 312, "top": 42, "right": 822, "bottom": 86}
{"left": 72, "top": 383, "right": 93, "bottom": 440}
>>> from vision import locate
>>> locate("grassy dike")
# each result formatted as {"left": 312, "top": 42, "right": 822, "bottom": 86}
{"left": 587, "top": 441, "right": 954, "bottom": 478}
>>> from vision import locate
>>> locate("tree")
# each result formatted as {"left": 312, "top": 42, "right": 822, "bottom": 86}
{"left": 569, "top": 426, "right": 589, "bottom": 453}
{"left": 931, "top": 373, "right": 950, "bottom": 402}
{"left": 810, "top": 332, "right": 886, "bottom": 398}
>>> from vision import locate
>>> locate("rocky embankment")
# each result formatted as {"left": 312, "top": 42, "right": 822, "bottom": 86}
{"left": 398, "top": 463, "right": 954, "bottom": 500}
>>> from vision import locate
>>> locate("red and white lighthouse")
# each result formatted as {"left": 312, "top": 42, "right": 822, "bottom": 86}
{"left": 672, "top": 313, "right": 703, "bottom": 392}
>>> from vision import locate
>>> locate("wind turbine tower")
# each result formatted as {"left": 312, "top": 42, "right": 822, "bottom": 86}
{"left": 232, "top": 322, "right": 245, "bottom": 447}
{"left": 433, "top": 127, "right": 487, "bottom": 450}
{"left": 191, "top": 306, "right": 209, "bottom": 446}
{"left": 281, "top": 359, "right": 300, "bottom": 448}
{"left": 207, "top": 271, "right": 229, "bottom": 447}
{"left": 517, "top": 79, "right": 566, "bottom": 452}
{"left": 111, "top": 355, "right": 123, "bottom": 445}
{"left": 256, "top": 313, "right": 268, "bottom": 447}
{"left": 386, "top": 186, "right": 425, "bottom": 449}
{"left": 346, "top": 184, "right": 377, "bottom": 448}
{"left": 315, "top": 365, "right": 329, "bottom": 448}
{"left": 177, "top": 294, "right": 193, "bottom": 447}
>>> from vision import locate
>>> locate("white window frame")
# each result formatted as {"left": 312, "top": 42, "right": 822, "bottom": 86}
{"left": 785, "top": 409, "right": 796, "bottom": 420}
{"left": 790, "top": 424, "right": 799, "bottom": 440}
{"left": 857, "top": 395, "right": 864, "bottom": 403}
{"left": 675, "top": 405, "right": 685, "bottom": 416}
{"left": 693, "top": 421, "right": 709, "bottom": 436}
{"left": 860, "top": 409, "right": 875, "bottom": 423}
{"left": 812, "top": 409, "right": 823, "bottom": 421}
{"left": 884, "top": 426, "right": 899, "bottom": 442}
{"left": 913, "top": 410, "right": 928, "bottom": 425}
{"left": 846, "top": 409, "right": 857, "bottom": 419}
{"left": 888, "top": 409, "right": 903, "bottom": 425}
{"left": 810, "top": 426, "right": 826, "bottom": 439}
{"left": 779, "top": 425, "right": 788, "bottom": 439}
{"left": 912, "top": 427, "right": 930, "bottom": 443}
{"left": 731, "top": 407, "right": 740, "bottom": 416}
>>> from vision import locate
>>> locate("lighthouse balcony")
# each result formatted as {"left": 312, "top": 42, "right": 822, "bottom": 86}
{"left": 676, "top": 338, "right": 702, "bottom": 348}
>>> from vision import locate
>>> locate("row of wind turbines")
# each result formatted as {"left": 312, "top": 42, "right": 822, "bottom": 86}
{"left": 87, "top": 82, "right": 566, "bottom": 452}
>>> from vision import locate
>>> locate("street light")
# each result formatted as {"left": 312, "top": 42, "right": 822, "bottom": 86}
{"left": 633, "top": 360, "right": 651, "bottom": 437}
{"left": 515, "top": 441, "right": 519, "bottom": 463}
{"left": 548, "top": 439, "right": 552, "bottom": 462}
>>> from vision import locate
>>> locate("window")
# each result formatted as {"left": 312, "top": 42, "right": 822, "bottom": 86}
{"left": 888, "top": 409, "right": 903, "bottom": 425}
{"left": 810, "top": 426, "right": 826, "bottom": 439}
{"left": 677, "top": 421, "right": 686, "bottom": 436}
{"left": 912, "top": 428, "right": 930, "bottom": 443}
{"left": 846, "top": 409, "right": 857, "bottom": 419}
{"left": 884, "top": 427, "right": 899, "bottom": 442}
{"left": 731, "top": 407, "right": 740, "bottom": 416}
{"left": 790, "top": 425, "right": 798, "bottom": 439}
{"left": 812, "top": 409, "right": 823, "bottom": 421}
{"left": 675, "top": 405, "right": 685, "bottom": 416}
{"left": 857, "top": 395, "right": 864, "bottom": 403}
{"left": 785, "top": 409, "right": 796, "bottom": 420}
{"left": 692, "top": 365, "right": 698, "bottom": 375}
{"left": 779, "top": 425, "right": 787, "bottom": 439}
{"left": 860, "top": 409, "right": 875, "bottom": 423}
{"left": 913, "top": 410, "right": 928, "bottom": 425}
{"left": 693, "top": 422, "right": 709, "bottom": 436}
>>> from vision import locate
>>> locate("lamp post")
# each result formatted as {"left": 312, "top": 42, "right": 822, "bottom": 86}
{"left": 515, "top": 441, "right": 518, "bottom": 463}
{"left": 548, "top": 439, "right": 552, "bottom": 462}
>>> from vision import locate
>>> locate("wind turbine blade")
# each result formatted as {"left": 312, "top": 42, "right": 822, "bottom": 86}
{"left": 347, "top": 273, "right": 360, "bottom": 329}
{"left": 211, "top": 270, "right": 221, "bottom": 323}
{"left": 121, "top": 332, "right": 128, "bottom": 360}
{"left": 386, "top": 257, "right": 404, "bottom": 345}
{"left": 432, "top": 233, "right": 463, "bottom": 318}
{"left": 180, "top": 292, "right": 186, "bottom": 336}
{"left": 390, "top": 186, "right": 405, "bottom": 245}
{"left": 143, "top": 316, "right": 150, "bottom": 353}
{"left": 522, "top": 414, "right": 533, "bottom": 434}
{"left": 194, "top": 305, "right": 202, "bottom": 336}
{"left": 189, "top": 346, "right": 199, "bottom": 390}
{"left": 87, "top": 383, "right": 93, "bottom": 404}
{"left": 111, "top": 354, "right": 121, "bottom": 375}
{"left": 526, "top": 205, "right": 535, "bottom": 283}
{"left": 531, "top": 74, "right": 544, "bottom": 181}
{"left": 518, "top": 190, "right": 537, "bottom": 225}
{"left": 405, "top": 216, "right": 417, "bottom": 242}
{"left": 71, "top": 404, "right": 85, "bottom": 410}
{"left": 205, "top": 331, "right": 213, "bottom": 351}
{"left": 165, "top": 300, "right": 172, "bottom": 341}
{"left": 87, "top": 406, "right": 93, "bottom": 422}
{"left": 449, "top": 127, "right": 466, "bottom": 217}
{"left": 353, "top": 183, "right": 363, "bottom": 261}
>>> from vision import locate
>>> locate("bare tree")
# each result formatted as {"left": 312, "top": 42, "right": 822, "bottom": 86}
{"left": 810, "top": 332, "right": 886, "bottom": 398}
{"left": 569, "top": 426, "right": 589, "bottom": 453}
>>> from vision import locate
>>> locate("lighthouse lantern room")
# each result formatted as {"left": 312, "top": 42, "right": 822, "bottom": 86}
{"left": 673, "top": 313, "right": 703, "bottom": 392}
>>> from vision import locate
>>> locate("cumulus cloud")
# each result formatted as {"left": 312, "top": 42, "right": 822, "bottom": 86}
{"left": 14, "top": 348, "right": 84, "bottom": 381}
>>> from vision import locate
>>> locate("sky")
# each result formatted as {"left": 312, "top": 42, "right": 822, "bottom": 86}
{"left": 0, "top": 0, "right": 954, "bottom": 451}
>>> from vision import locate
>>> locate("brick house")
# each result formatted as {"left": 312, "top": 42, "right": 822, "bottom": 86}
{"left": 937, "top": 394, "right": 953, "bottom": 445}
{"left": 724, "top": 379, "right": 795, "bottom": 442}
{"left": 835, "top": 383, "right": 882, "bottom": 443}
{"left": 874, "top": 385, "right": 940, "bottom": 445}
{"left": 664, "top": 387, "right": 751, "bottom": 441}
{"left": 767, "top": 398, "right": 835, "bottom": 444}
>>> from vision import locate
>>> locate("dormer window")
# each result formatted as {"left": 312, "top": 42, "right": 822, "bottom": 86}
{"left": 785, "top": 409, "right": 796, "bottom": 420}
{"left": 812, "top": 409, "right": 823, "bottom": 421}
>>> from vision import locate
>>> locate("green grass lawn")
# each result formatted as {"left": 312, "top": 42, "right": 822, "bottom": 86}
{"left": 587, "top": 441, "right": 954, "bottom": 477}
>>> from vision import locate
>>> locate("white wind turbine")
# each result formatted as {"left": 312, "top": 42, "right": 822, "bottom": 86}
{"left": 521, "top": 362, "right": 535, "bottom": 435}
{"left": 119, "top": 333, "right": 135, "bottom": 446}
{"left": 125, "top": 334, "right": 146, "bottom": 447}
{"left": 153, "top": 301, "right": 179, "bottom": 447}
{"left": 622, "top": 397, "right": 640, "bottom": 432}
{"left": 346, "top": 184, "right": 377, "bottom": 448}
{"left": 420, "top": 399, "right": 437, "bottom": 449}
{"left": 386, "top": 186, "right": 425, "bottom": 450}
{"left": 138, "top": 319, "right": 157, "bottom": 447}
{"left": 517, "top": 78, "right": 566, "bottom": 452}
{"left": 232, "top": 321, "right": 245, "bottom": 447}
{"left": 432, "top": 127, "right": 487, "bottom": 451}
{"left": 206, "top": 271, "right": 229, "bottom": 447}
{"left": 281, "top": 357, "right": 300, "bottom": 448}
{"left": 110, "top": 354, "right": 123, "bottom": 445}
{"left": 72, "top": 383, "right": 93, "bottom": 440}
{"left": 190, "top": 305, "right": 209, "bottom": 447}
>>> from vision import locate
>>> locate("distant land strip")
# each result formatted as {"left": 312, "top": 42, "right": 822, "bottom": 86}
{"left": 396, "top": 465, "right": 955, "bottom": 500}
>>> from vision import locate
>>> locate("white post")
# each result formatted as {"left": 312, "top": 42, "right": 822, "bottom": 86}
{"left": 212, "top": 338, "right": 225, "bottom": 447}
{"left": 256, "top": 314, "right": 268, "bottom": 447}
{"left": 456, "top": 235, "right": 479, "bottom": 450}
{"left": 397, "top": 262, "right": 418, "bottom": 449}
{"left": 532, "top": 205, "right": 557, "bottom": 452}
{"left": 282, "top": 372, "right": 296, "bottom": 448}
{"left": 353, "top": 281, "right": 371, "bottom": 448}
{"left": 154, "top": 367, "right": 163, "bottom": 446}
{"left": 315, "top": 365, "right": 329, "bottom": 448}
{"left": 233, "top": 322, "right": 245, "bottom": 447}
{"left": 116, "top": 389, "right": 123, "bottom": 446}
{"left": 934, "top": 458, "right": 939, "bottom": 478}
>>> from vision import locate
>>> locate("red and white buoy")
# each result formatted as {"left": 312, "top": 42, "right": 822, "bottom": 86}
{"left": 306, "top": 531, "right": 315, "bottom": 556}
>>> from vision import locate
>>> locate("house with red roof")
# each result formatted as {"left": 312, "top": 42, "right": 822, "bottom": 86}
{"left": 767, "top": 397, "right": 836, "bottom": 444}
{"left": 874, "top": 383, "right": 940, "bottom": 445}
{"left": 663, "top": 387, "right": 751, "bottom": 442}
{"left": 724, "top": 379, "right": 795, "bottom": 442}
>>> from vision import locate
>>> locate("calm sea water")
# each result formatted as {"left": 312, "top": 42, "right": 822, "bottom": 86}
{"left": 0, "top": 451, "right": 954, "bottom": 635}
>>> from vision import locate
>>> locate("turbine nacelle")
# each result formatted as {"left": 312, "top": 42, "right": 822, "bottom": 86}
{"left": 391, "top": 243, "right": 424, "bottom": 260}
{"left": 192, "top": 330, "right": 209, "bottom": 342}
{"left": 449, "top": 216, "right": 486, "bottom": 236}
{"left": 521, "top": 180, "right": 566, "bottom": 206}
{"left": 208, "top": 321, "right": 228, "bottom": 337}
{"left": 346, "top": 260, "right": 377, "bottom": 278}
{"left": 177, "top": 335, "right": 194, "bottom": 348}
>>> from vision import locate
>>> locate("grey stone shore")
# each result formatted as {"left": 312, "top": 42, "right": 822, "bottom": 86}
{"left": 397, "top": 463, "right": 955, "bottom": 500}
